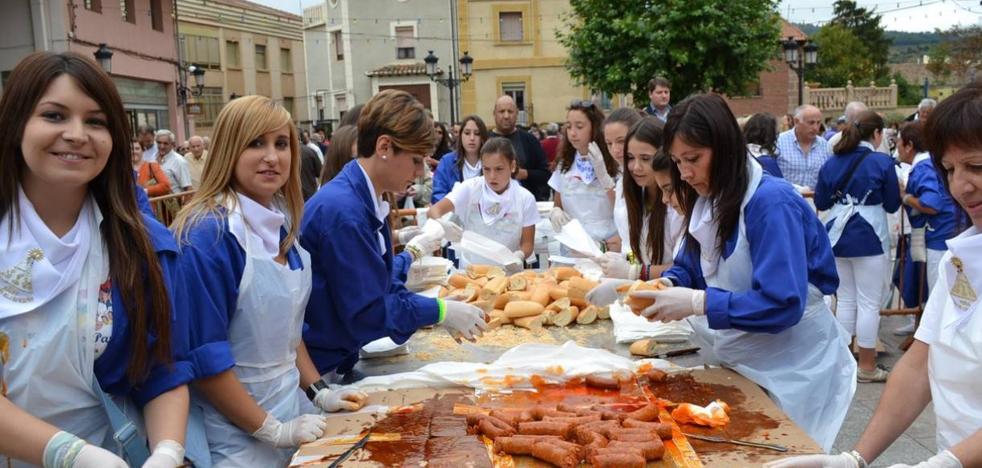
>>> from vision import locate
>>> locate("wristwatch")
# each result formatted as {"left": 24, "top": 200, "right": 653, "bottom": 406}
{"left": 305, "top": 379, "right": 329, "bottom": 401}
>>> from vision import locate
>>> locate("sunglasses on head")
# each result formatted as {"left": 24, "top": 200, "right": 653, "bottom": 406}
{"left": 569, "top": 99, "right": 596, "bottom": 110}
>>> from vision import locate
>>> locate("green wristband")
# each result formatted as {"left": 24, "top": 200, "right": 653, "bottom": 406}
{"left": 437, "top": 298, "right": 446, "bottom": 323}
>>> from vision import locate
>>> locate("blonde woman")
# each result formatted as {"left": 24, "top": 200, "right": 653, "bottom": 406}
{"left": 172, "top": 96, "right": 365, "bottom": 467}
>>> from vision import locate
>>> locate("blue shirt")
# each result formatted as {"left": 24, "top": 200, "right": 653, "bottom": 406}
{"left": 906, "top": 155, "right": 957, "bottom": 250}
{"left": 96, "top": 214, "right": 195, "bottom": 406}
{"left": 301, "top": 160, "right": 440, "bottom": 374}
{"left": 663, "top": 176, "right": 838, "bottom": 334}
{"left": 776, "top": 130, "right": 833, "bottom": 189}
{"left": 432, "top": 152, "right": 472, "bottom": 204}
{"left": 175, "top": 212, "right": 304, "bottom": 380}
{"left": 814, "top": 146, "right": 901, "bottom": 257}
{"left": 756, "top": 155, "right": 783, "bottom": 178}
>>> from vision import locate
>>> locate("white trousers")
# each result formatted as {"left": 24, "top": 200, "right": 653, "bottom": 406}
{"left": 835, "top": 254, "right": 890, "bottom": 348}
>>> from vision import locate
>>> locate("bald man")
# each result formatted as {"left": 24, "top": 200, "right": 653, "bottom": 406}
{"left": 775, "top": 104, "right": 832, "bottom": 189}
{"left": 827, "top": 101, "right": 868, "bottom": 149}
{"left": 185, "top": 135, "right": 208, "bottom": 189}
{"left": 490, "top": 95, "right": 550, "bottom": 200}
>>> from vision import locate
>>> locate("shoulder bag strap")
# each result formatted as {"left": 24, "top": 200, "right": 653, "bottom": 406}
{"left": 90, "top": 379, "right": 151, "bottom": 466}
{"left": 832, "top": 150, "right": 873, "bottom": 202}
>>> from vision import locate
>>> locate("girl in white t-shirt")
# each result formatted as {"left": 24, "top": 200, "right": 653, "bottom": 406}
{"left": 428, "top": 137, "right": 540, "bottom": 268}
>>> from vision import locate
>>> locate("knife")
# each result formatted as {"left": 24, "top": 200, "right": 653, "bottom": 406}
{"left": 683, "top": 432, "right": 788, "bottom": 452}
{"left": 649, "top": 347, "right": 700, "bottom": 359}
{"left": 327, "top": 430, "right": 371, "bottom": 468}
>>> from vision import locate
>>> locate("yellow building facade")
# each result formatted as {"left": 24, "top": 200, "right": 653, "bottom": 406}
{"left": 458, "top": 0, "right": 590, "bottom": 127}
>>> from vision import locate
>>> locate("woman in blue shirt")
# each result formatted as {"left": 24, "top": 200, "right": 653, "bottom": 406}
{"left": 173, "top": 96, "right": 365, "bottom": 467}
{"left": 0, "top": 51, "right": 191, "bottom": 468}
{"left": 814, "top": 110, "right": 901, "bottom": 383}
{"left": 742, "top": 113, "right": 784, "bottom": 178}
{"left": 431, "top": 115, "right": 489, "bottom": 204}
{"left": 302, "top": 89, "right": 487, "bottom": 380}
{"left": 622, "top": 94, "right": 855, "bottom": 452}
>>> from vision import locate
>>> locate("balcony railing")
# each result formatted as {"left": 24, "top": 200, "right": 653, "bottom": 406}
{"left": 805, "top": 79, "right": 898, "bottom": 112}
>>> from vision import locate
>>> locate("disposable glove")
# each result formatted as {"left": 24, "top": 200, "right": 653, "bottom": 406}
{"left": 549, "top": 207, "right": 571, "bottom": 232}
{"left": 586, "top": 278, "right": 635, "bottom": 307}
{"left": 763, "top": 452, "right": 860, "bottom": 468}
{"left": 314, "top": 387, "right": 369, "bottom": 413}
{"left": 141, "top": 440, "right": 185, "bottom": 468}
{"left": 437, "top": 218, "right": 463, "bottom": 243}
{"left": 587, "top": 142, "right": 615, "bottom": 190}
{"left": 395, "top": 226, "right": 422, "bottom": 244}
{"left": 440, "top": 300, "right": 487, "bottom": 343}
{"left": 596, "top": 252, "right": 638, "bottom": 280}
{"left": 405, "top": 219, "right": 444, "bottom": 260}
{"left": 43, "top": 431, "right": 127, "bottom": 468}
{"left": 632, "top": 286, "right": 706, "bottom": 322}
{"left": 71, "top": 445, "right": 128, "bottom": 468}
{"left": 888, "top": 450, "right": 962, "bottom": 468}
{"left": 252, "top": 413, "right": 327, "bottom": 448}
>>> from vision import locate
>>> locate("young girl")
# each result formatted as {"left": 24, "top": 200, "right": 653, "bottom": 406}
{"left": 432, "top": 115, "right": 489, "bottom": 203}
{"left": 595, "top": 117, "right": 685, "bottom": 282}
{"left": 814, "top": 110, "right": 901, "bottom": 382}
{"left": 0, "top": 52, "right": 191, "bottom": 468}
{"left": 603, "top": 107, "right": 643, "bottom": 249}
{"left": 427, "top": 137, "right": 540, "bottom": 268}
{"left": 549, "top": 100, "right": 620, "bottom": 252}
{"left": 173, "top": 96, "right": 366, "bottom": 467}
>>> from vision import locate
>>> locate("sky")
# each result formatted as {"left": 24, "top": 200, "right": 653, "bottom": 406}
{"left": 256, "top": 0, "right": 980, "bottom": 33}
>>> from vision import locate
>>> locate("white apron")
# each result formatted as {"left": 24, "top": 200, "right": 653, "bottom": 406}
{"left": 822, "top": 190, "right": 890, "bottom": 255}
{"left": 197, "top": 222, "right": 315, "bottom": 467}
{"left": 560, "top": 171, "right": 615, "bottom": 243}
{"left": 1, "top": 201, "right": 117, "bottom": 467}
{"left": 927, "top": 227, "right": 982, "bottom": 450}
{"left": 686, "top": 161, "right": 856, "bottom": 452}
{"left": 613, "top": 177, "right": 630, "bottom": 247}
{"left": 458, "top": 184, "right": 524, "bottom": 269}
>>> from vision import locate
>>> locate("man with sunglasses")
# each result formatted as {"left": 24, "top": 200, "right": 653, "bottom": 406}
{"left": 491, "top": 95, "right": 550, "bottom": 201}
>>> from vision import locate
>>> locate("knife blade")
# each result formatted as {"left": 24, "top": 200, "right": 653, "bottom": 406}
{"left": 327, "top": 430, "right": 371, "bottom": 468}
{"left": 683, "top": 432, "right": 788, "bottom": 452}
{"left": 650, "top": 347, "right": 700, "bottom": 359}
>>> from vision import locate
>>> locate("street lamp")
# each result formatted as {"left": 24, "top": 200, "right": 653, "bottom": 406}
{"left": 93, "top": 43, "right": 113, "bottom": 73}
{"left": 423, "top": 50, "right": 474, "bottom": 124}
{"left": 782, "top": 36, "right": 818, "bottom": 106}
{"left": 177, "top": 64, "right": 206, "bottom": 105}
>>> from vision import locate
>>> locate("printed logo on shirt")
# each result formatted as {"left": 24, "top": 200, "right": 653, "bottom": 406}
{"left": 94, "top": 279, "right": 113, "bottom": 357}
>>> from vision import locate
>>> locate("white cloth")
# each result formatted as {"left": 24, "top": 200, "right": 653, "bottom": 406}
{"left": 197, "top": 212, "right": 316, "bottom": 467}
{"left": 613, "top": 177, "right": 629, "bottom": 249}
{"left": 1, "top": 199, "right": 116, "bottom": 468}
{"left": 1, "top": 189, "right": 93, "bottom": 319}
{"left": 142, "top": 143, "right": 158, "bottom": 162}
{"left": 835, "top": 254, "right": 890, "bottom": 348}
{"left": 158, "top": 151, "right": 193, "bottom": 193}
{"left": 685, "top": 158, "right": 856, "bottom": 452}
{"left": 228, "top": 193, "right": 287, "bottom": 260}
{"left": 548, "top": 164, "right": 615, "bottom": 242}
{"left": 445, "top": 177, "right": 539, "bottom": 268}
{"left": 914, "top": 226, "right": 982, "bottom": 451}
{"left": 478, "top": 179, "right": 514, "bottom": 225}
{"left": 461, "top": 158, "right": 482, "bottom": 180}
{"left": 822, "top": 146, "right": 891, "bottom": 256}
{"left": 928, "top": 248, "right": 945, "bottom": 295}
{"left": 356, "top": 161, "right": 390, "bottom": 255}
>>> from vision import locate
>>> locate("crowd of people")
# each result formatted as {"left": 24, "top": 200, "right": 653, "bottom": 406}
{"left": 1, "top": 48, "right": 980, "bottom": 468}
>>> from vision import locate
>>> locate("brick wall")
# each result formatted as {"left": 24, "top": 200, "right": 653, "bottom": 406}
{"left": 723, "top": 59, "right": 795, "bottom": 120}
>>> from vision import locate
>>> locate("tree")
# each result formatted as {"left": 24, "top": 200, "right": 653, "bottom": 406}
{"left": 806, "top": 24, "right": 873, "bottom": 87}
{"left": 926, "top": 26, "right": 982, "bottom": 84}
{"left": 557, "top": 0, "right": 782, "bottom": 105}
{"left": 828, "top": 0, "right": 891, "bottom": 80}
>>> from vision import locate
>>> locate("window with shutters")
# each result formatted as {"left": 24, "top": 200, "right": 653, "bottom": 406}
{"left": 498, "top": 12, "right": 523, "bottom": 42}
{"left": 181, "top": 35, "right": 221, "bottom": 70}
{"left": 280, "top": 48, "right": 293, "bottom": 73}
{"left": 394, "top": 25, "right": 415, "bottom": 59}
{"left": 196, "top": 87, "right": 224, "bottom": 127}
{"left": 150, "top": 0, "right": 163, "bottom": 31}
{"left": 121, "top": 0, "right": 135, "bottom": 22}
{"left": 255, "top": 45, "right": 268, "bottom": 70}
{"left": 332, "top": 31, "right": 344, "bottom": 61}
{"left": 84, "top": 0, "right": 102, "bottom": 12}
{"left": 226, "top": 41, "right": 240, "bottom": 68}
{"left": 282, "top": 97, "right": 295, "bottom": 116}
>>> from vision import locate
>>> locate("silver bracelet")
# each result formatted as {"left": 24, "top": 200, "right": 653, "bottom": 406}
{"left": 846, "top": 450, "right": 869, "bottom": 468}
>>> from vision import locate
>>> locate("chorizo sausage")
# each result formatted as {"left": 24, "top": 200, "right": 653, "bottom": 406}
{"left": 517, "top": 421, "right": 573, "bottom": 438}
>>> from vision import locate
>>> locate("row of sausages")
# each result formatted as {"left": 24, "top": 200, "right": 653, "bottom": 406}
{"left": 466, "top": 402, "right": 671, "bottom": 467}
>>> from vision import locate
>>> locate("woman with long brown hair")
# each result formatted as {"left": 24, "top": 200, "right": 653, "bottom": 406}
{"left": 172, "top": 96, "right": 366, "bottom": 466}
{"left": 548, "top": 100, "right": 620, "bottom": 252}
{"left": 603, "top": 107, "right": 643, "bottom": 248}
{"left": 431, "top": 115, "right": 490, "bottom": 203}
{"left": 0, "top": 52, "right": 191, "bottom": 467}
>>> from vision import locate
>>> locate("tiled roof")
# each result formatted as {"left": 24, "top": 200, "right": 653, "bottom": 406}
{"left": 781, "top": 20, "right": 808, "bottom": 41}
{"left": 366, "top": 62, "right": 443, "bottom": 77}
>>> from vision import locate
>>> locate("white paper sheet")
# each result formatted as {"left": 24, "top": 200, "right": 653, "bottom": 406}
{"left": 554, "top": 219, "right": 603, "bottom": 257}
{"left": 609, "top": 302, "right": 694, "bottom": 344}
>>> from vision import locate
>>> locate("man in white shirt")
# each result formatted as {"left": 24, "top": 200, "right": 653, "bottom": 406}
{"left": 138, "top": 124, "right": 158, "bottom": 162}
{"left": 184, "top": 135, "right": 208, "bottom": 189}
{"left": 155, "top": 129, "right": 193, "bottom": 194}
{"left": 775, "top": 104, "right": 832, "bottom": 189}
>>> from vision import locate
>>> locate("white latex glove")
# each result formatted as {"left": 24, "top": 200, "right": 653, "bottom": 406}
{"left": 586, "top": 278, "right": 635, "bottom": 307}
{"left": 406, "top": 219, "right": 444, "bottom": 260}
{"left": 888, "top": 450, "right": 962, "bottom": 468}
{"left": 252, "top": 413, "right": 327, "bottom": 448}
{"left": 440, "top": 300, "right": 487, "bottom": 343}
{"left": 314, "top": 387, "right": 369, "bottom": 413}
{"left": 396, "top": 226, "right": 423, "bottom": 244}
{"left": 595, "top": 252, "right": 638, "bottom": 279}
{"left": 437, "top": 218, "right": 463, "bottom": 243}
{"left": 505, "top": 250, "right": 527, "bottom": 274}
{"left": 632, "top": 286, "right": 706, "bottom": 322}
{"left": 141, "top": 440, "right": 185, "bottom": 468}
{"left": 549, "top": 207, "right": 571, "bottom": 232}
{"left": 71, "top": 445, "right": 128, "bottom": 468}
{"left": 587, "top": 141, "right": 615, "bottom": 190}
{"left": 763, "top": 453, "right": 860, "bottom": 468}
